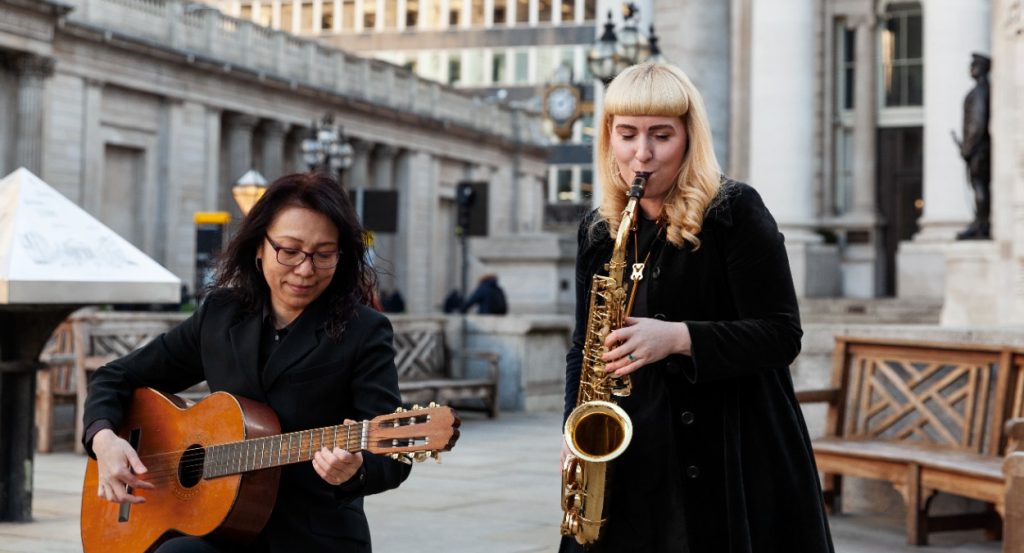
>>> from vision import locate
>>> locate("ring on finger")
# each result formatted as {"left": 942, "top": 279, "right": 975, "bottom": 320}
{"left": 627, "top": 353, "right": 636, "bottom": 362}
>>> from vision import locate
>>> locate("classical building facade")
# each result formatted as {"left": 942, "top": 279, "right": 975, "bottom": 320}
{"left": 0, "top": 0, "right": 551, "bottom": 314}
{"left": 210, "top": 0, "right": 635, "bottom": 228}
{"left": 655, "top": 0, "right": 1023, "bottom": 312}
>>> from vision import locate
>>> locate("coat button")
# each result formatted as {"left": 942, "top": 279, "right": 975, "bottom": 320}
{"left": 652, "top": 266, "right": 661, "bottom": 279}
{"left": 680, "top": 411, "right": 695, "bottom": 425}
{"left": 686, "top": 465, "right": 700, "bottom": 479}
{"left": 653, "top": 313, "right": 667, "bottom": 321}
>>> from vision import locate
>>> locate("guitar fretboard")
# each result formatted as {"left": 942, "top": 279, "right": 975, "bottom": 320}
{"left": 203, "top": 421, "right": 369, "bottom": 478}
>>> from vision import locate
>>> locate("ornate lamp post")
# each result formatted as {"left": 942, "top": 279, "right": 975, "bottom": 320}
{"left": 587, "top": 3, "right": 663, "bottom": 85}
{"left": 301, "top": 114, "right": 354, "bottom": 183}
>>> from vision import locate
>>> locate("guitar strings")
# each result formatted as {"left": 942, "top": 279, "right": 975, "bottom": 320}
{"left": 125, "top": 434, "right": 369, "bottom": 485}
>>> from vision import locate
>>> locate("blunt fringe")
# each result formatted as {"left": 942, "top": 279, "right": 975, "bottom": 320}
{"left": 212, "top": 172, "right": 377, "bottom": 341}
{"left": 594, "top": 62, "right": 723, "bottom": 250}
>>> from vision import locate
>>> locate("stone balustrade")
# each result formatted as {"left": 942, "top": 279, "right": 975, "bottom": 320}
{"left": 61, "top": 0, "right": 530, "bottom": 144}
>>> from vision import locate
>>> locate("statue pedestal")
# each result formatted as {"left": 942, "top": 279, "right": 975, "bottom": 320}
{"left": 897, "top": 240, "right": 950, "bottom": 300}
{"left": 940, "top": 240, "right": 1002, "bottom": 325}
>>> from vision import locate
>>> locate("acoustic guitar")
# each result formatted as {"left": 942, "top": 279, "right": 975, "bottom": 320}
{"left": 81, "top": 387, "right": 461, "bottom": 553}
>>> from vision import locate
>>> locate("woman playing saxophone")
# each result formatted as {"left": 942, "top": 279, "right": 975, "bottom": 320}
{"left": 559, "top": 62, "right": 834, "bottom": 552}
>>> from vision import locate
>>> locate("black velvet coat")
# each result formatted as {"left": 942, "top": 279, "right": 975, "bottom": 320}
{"left": 561, "top": 181, "right": 834, "bottom": 553}
{"left": 84, "top": 290, "right": 411, "bottom": 552}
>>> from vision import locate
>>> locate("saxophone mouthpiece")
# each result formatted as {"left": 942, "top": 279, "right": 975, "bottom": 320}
{"left": 628, "top": 172, "right": 650, "bottom": 199}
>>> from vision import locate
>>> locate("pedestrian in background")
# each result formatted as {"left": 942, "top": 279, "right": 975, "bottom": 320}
{"left": 461, "top": 274, "right": 508, "bottom": 315}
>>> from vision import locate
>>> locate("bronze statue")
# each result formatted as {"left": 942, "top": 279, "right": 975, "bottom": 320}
{"left": 956, "top": 53, "right": 991, "bottom": 240}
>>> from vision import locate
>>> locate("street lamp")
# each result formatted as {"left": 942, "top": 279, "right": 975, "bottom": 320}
{"left": 588, "top": 3, "right": 663, "bottom": 85}
{"left": 232, "top": 169, "right": 268, "bottom": 216}
{"left": 301, "top": 114, "right": 354, "bottom": 182}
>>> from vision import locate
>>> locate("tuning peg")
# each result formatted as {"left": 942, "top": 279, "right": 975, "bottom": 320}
{"left": 411, "top": 404, "right": 421, "bottom": 411}
{"left": 428, "top": 401, "right": 439, "bottom": 408}
{"left": 394, "top": 406, "right": 406, "bottom": 413}
{"left": 414, "top": 452, "right": 428, "bottom": 462}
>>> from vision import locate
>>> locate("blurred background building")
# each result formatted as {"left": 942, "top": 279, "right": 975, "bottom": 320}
{"left": 2, "top": 0, "right": 1023, "bottom": 322}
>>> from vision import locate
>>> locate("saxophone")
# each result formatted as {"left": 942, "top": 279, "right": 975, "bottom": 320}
{"left": 560, "top": 172, "right": 648, "bottom": 546}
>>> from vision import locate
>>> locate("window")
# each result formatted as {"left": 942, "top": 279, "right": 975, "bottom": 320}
{"left": 300, "top": 1, "right": 315, "bottom": 33}
{"left": 321, "top": 1, "right": 335, "bottom": 29}
{"left": 538, "top": 0, "right": 552, "bottom": 22}
{"left": 514, "top": 50, "right": 529, "bottom": 83}
{"left": 450, "top": 0, "right": 462, "bottom": 26}
{"left": 561, "top": 0, "right": 574, "bottom": 22}
{"left": 448, "top": 53, "right": 462, "bottom": 85}
{"left": 406, "top": 0, "right": 419, "bottom": 27}
{"left": 579, "top": 111, "right": 594, "bottom": 144}
{"left": 342, "top": 0, "right": 356, "bottom": 30}
{"left": 556, "top": 168, "right": 573, "bottom": 202}
{"left": 364, "top": 0, "right": 377, "bottom": 29}
{"left": 493, "top": 0, "right": 506, "bottom": 24}
{"left": 492, "top": 51, "right": 507, "bottom": 83}
{"left": 385, "top": 0, "right": 399, "bottom": 28}
{"left": 516, "top": 0, "right": 528, "bottom": 23}
{"left": 281, "top": 4, "right": 293, "bottom": 31}
{"left": 881, "top": 2, "right": 923, "bottom": 107}
{"left": 583, "top": 0, "right": 596, "bottom": 21}
{"left": 471, "top": 0, "right": 485, "bottom": 26}
{"left": 837, "top": 24, "right": 855, "bottom": 111}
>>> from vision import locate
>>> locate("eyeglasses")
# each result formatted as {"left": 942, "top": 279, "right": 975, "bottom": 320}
{"left": 264, "top": 236, "right": 340, "bottom": 269}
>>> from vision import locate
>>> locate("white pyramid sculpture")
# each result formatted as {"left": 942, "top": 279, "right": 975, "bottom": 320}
{"left": 0, "top": 168, "right": 181, "bottom": 304}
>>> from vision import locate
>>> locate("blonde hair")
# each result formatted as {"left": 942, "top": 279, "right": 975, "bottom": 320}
{"left": 595, "top": 62, "right": 722, "bottom": 250}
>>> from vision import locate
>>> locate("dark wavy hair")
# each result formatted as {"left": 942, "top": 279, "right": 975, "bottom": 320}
{"left": 213, "top": 172, "right": 377, "bottom": 341}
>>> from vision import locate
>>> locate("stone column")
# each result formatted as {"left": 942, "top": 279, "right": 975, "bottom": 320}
{"left": 395, "top": 150, "right": 437, "bottom": 313}
{"left": 223, "top": 113, "right": 258, "bottom": 215}
{"left": 748, "top": 0, "right": 838, "bottom": 296}
{"left": 899, "top": 0, "right": 991, "bottom": 301}
{"left": 654, "top": 0, "right": 730, "bottom": 170}
{"left": 841, "top": 14, "right": 883, "bottom": 298}
{"left": 259, "top": 119, "right": 287, "bottom": 181}
{"left": 371, "top": 144, "right": 399, "bottom": 293}
{"left": 12, "top": 55, "right": 55, "bottom": 174}
{"left": 346, "top": 137, "right": 372, "bottom": 192}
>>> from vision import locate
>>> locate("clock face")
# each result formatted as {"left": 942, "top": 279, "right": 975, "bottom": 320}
{"left": 546, "top": 86, "right": 579, "bottom": 124}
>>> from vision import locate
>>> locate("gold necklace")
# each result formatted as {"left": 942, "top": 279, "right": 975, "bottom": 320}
{"left": 624, "top": 217, "right": 663, "bottom": 316}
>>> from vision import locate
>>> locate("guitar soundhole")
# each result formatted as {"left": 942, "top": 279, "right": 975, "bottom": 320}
{"left": 178, "top": 445, "right": 206, "bottom": 488}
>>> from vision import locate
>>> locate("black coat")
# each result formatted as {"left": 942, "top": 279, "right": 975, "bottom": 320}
{"left": 561, "top": 181, "right": 834, "bottom": 553}
{"left": 83, "top": 290, "right": 411, "bottom": 552}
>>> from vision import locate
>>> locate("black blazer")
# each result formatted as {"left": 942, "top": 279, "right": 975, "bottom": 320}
{"left": 84, "top": 290, "right": 411, "bottom": 552}
{"left": 562, "top": 181, "right": 833, "bottom": 553}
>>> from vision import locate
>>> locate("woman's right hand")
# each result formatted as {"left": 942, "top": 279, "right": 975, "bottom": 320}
{"left": 92, "top": 428, "right": 154, "bottom": 504}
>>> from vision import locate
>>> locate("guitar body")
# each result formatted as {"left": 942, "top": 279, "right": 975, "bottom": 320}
{"left": 81, "top": 389, "right": 282, "bottom": 553}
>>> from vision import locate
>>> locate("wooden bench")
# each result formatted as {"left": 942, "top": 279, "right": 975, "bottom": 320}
{"left": 35, "top": 321, "right": 77, "bottom": 453}
{"left": 392, "top": 319, "right": 499, "bottom": 418}
{"left": 797, "top": 337, "right": 1024, "bottom": 546}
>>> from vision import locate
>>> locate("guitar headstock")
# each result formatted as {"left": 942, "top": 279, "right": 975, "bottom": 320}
{"left": 368, "top": 403, "right": 461, "bottom": 464}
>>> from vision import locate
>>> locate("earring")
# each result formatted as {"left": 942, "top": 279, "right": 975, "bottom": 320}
{"left": 255, "top": 257, "right": 262, "bottom": 271}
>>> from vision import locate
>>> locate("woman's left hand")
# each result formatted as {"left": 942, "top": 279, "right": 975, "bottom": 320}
{"left": 601, "top": 317, "right": 691, "bottom": 377}
{"left": 312, "top": 419, "right": 364, "bottom": 486}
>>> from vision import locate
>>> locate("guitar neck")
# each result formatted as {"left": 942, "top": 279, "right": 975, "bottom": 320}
{"left": 204, "top": 421, "right": 369, "bottom": 479}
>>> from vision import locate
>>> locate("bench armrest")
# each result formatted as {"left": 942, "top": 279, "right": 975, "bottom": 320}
{"left": 1006, "top": 418, "right": 1024, "bottom": 453}
{"left": 794, "top": 388, "right": 840, "bottom": 404}
{"left": 451, "top": 350, "right": 500, "bottom": 381}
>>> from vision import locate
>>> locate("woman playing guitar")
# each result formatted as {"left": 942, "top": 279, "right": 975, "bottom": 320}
{"left": 83, "top": 172, "right": 411, "bottom": 553}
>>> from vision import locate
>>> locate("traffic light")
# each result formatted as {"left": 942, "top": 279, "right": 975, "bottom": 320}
{"left": 455, "top": 181, "right": 488, "bottom": 237}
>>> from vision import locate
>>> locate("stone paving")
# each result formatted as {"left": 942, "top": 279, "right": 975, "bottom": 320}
{"left": 0, "top": 410, "right": 1003, "bottom": 553}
